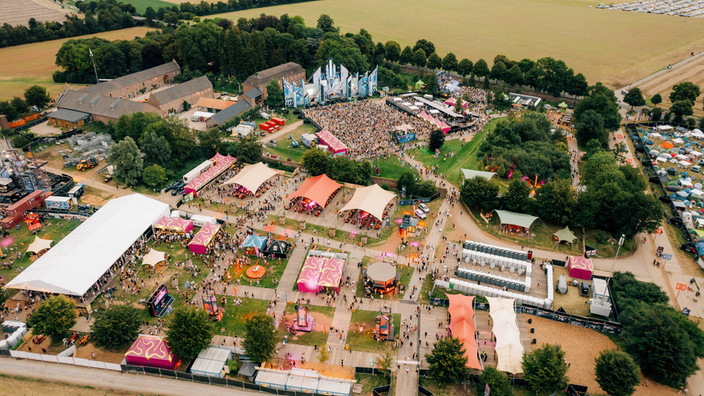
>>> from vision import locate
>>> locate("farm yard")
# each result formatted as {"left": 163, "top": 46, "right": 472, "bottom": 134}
{"left": 213, "top": 0, "right": 704, "bottom": 89}
{"left": 0, "top": 27, "right": 155, "bottom": 101}
{"left": 0, "top": 0, "right": 78, "bottom": 27}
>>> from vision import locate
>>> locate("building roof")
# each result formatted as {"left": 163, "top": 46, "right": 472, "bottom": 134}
{"left": 151, "top": 76, "right": 212, "bottom": 106}
{"left": 208, "top": 100, "right": 252, "bottom": 126}
{"left": 47, "top": 109, "right": 91, "bottom": 123}
{"left": 56, "top": 90, "right": 160, "bottom": 120}
{"left": 244, "top": 87, "right": 263, "bottom": 99}
{"left": 196, "top": 97, "right": 236, "bottom": 111}
{"left": 243, "top": 62, "right": 305, "bottom": 88}
{"left": 366, "top": 261, "right": 396, "bottom": 282}
{"left": 6, "top": 194, "right": 169, "bottom": 296}
{"left": 80, "top": 61, "right": 180, "bottom": 96}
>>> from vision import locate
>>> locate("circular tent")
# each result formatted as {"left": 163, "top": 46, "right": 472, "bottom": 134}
{"left": 223, "top": 162, "right": 278, "bottom": 197}
{"left": 287, "top": 174, "right": 343, "bottom": 213}
{"left": 340, "top": 184, "right": 396, "bottom": 223}
{"left": 365, "top": 261, "right": 397, "bottom": 293}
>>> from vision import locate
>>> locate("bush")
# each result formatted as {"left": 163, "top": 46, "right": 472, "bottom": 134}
{"left": 595, "top": 230, "right": 609, "bottom": 244}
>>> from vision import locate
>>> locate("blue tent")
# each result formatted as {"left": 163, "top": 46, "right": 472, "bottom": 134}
{"left": 242, "top": 234, "right": 268, "bottom": 253}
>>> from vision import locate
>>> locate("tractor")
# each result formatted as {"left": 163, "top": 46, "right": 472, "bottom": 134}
{"left": 77, "top": 158, "right": 98, "bottom": 171}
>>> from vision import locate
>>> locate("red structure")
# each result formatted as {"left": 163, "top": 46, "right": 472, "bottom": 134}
{"left": 2, "top": 190, "right": 46, "bottom": 229}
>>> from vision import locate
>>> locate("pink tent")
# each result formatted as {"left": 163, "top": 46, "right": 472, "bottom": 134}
{"left": 189, "top": 223, "right": 221, "bottom": 254}
{"left": 445, "top": 97, "right": 457, "bottom": 106}
{"left": 184, "top": 153, "right": 236, "bottom": 197}
{"left": 318, "top": 258, "right": 344, "bottom": 292}
{"left": 567, "top": 256, "right": 593, "bottom": 280}
{"left": 297, "top": 256, "right": 325, "bottom": 293}
{"left": 315, "top": 130, "right": 347, "bottom": 155}
{"left": 439, "top": 121, "right": 451, "bottom": 134}
{"left": 124, "top": 335, "right": 178, "bottom": 369}
{"left": 154, "top": 216, "right": 194, "bottom": 234}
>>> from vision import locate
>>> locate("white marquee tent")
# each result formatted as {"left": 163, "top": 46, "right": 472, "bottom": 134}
{"left": 7, "top": 194, "right": 169, "bottom": 296}
{"left": 224, "top": 162, "right": 278, "bottom": 193}
{"left": 487, "top": 297, "right": 524, "bottom": 374}
{"left": 340, "top": 184, "right": 396, "bottom": 222}
{"left": 25, "top": 236, "right": 53, "bottom": 254}
{"left": 141, "top": 248, "right": 166, "bottom": 267}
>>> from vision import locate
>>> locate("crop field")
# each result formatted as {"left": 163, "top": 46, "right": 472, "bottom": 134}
{"left": 0, "top": 27, "right": 156, "bottom": 101}
{"left": 637, "top": 55, "right": 704, "bottom": 117}
{"left": 214, "top": 0, "right": 704, "bottom": 88}
{"left": 0, "top": 0, "right": 78, "bottom": 27}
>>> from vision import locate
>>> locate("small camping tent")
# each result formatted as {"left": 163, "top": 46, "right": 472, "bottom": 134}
{"left": 553, "top": 226, "right": 577, "bottom": 244}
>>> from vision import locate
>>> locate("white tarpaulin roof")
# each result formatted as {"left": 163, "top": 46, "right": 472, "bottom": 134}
{"left": 26, "top": 236, "right": 53, "bottom": 254}
{"left": 224, "top": 162, "right": 278, "bottom": 193}
{"left": 461, "top": 169, "right": 497, "bottom": 180}
{"left": 493, "top": 210, "right": 539, "bottom": 229}
{"left": 658, "top": 125, "right": 673, "bottom": 130}
{"left": 7, "top": 194, "right": 169, "bottom": 296}
{"left": 340, "top": 184, "right": 396, "bottom": 222}
{"left": 487, "top": 297, "right": 524, "bottom": 374}
{"left": 142, "top": 248, "right": 166, "bottom": 267}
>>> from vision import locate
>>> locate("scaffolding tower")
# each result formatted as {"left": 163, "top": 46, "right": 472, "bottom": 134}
{"left": 0, "top": 138, "right": 51, "bottom": 193}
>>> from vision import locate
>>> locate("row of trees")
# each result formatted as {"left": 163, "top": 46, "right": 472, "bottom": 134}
{"left": 301, "top": 148, "right": 375, "bottom": 186}
{"left": 0, "top": 85, "right": 51, "bottom": 122}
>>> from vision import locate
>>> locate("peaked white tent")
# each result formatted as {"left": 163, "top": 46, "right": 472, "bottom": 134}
{"left": 141, "top": 248, "right": 166, "bottom": 267}
{"left": 26, "top": 236, "right": 53, "bottom": 254}
{"left": 7, "top": 194, "right": 169, "bottom": 296}
{"left": 223, "top": 162, "right": 278, "bottom": 193}
{"left": 487, "top": 297, "right": 524, "bottom": 374}
{"left": 340, "top": 184, "right": 396, "bottom": 222}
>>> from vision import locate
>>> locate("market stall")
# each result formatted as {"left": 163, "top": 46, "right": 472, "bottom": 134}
{"left": 124, "top": 335, "right": 178, "bottom": 369}
{"left": 188, "top": 223, "right": 221, "bottom": 254}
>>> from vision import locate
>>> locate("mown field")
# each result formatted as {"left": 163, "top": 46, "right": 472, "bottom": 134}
{"left": 86, "top": 0, "right": 175, "bottom": 14}
{"left": 213, "top": 0, "right": 704, "bottom": 88}
{"left": 0, "top": 27, "right": 156, "bottom": 101}
{"left": 637, "top": 55, "right": 704, "bottom": 117}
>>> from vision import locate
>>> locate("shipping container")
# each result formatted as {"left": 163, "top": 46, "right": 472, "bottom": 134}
{"left": 6, "top": 190, "right": 46, "bottom": 218}
{"left": 271, "top": 117, "right": 285, "bottom": 126}
{"left": 45, "top": 196, "right": 72, "bottom": 210}
{"left": 1, "top": 215, "right": 23, "bottom": 230}
{"left": 68, "top": 183, "right": 84, "bottom": 198}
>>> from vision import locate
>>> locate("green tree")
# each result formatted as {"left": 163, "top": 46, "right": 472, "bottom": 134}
{"left": 426, "top": 52, "right": 442, "bottom": 71}
{"left": 425, "top": 337, "right": 470, "bottom": 384}
{"left": 302, "top": 148, "right": 330, "bottom": 176}
{"left": 384, "top": 41, "right": 401, "bottom": 62}
{"left": 521, "top": 344, "right": 569, "bottom": 395}
{"left": 670, "top": 100, "right": 694, "bottom": 123}
{"left": 90, "top": 305, "right": 141, "bottom": 350}
{"left": 243, "top": 313, "right": 278, "bottom": 364}
{"left": 651, "top": 93, "right": 662, "bottom": 105}
{"left": 535, "top": 179, "right": 576, "bottom": 225}
{"left": 505, "top": 179, "right": 532, "bottom": 213}
{"left": 377, "top": 351, "right": 394, "bottom": 378}
{"left": 412, "top": 39, "right": 435, "bottom": 57}
{"left": 140, "top": 130, "right": 171, "bottom": 167}
{"left": 400, "top": 46, "right": 413, "bottom": 66}
{"left": 107, "top": 136, "right": 143, "bottom": 187}
{"left": 397, "top": 172, "right": 417, "bottom": 196}
{"left": 265, "top": 79, "right": 284, "bottom": 109}
{"left": 457, "top": 58, "right": 473, "bottom": 77}
{"left": 473, "top": 58, "right": 490, "bottom": 78}
{"left": 422, "top": 73, "right": 438, "bottom": 93}
{"left": 26, "top": 295, "right": 76, "bottom": 343}
{"left": 475, "top": 366, "right": 513, "bottom": 396}
{"left": 24, "top": 85, "right": 51, "bottom": 109}
{"left": 442, "top": 52, "right": 458, "bottom": 72}
{"left": 413, "top": 49, "right": 427, "bottom": 69}
{"left": 0, "top": 101, "right": 19, "bottom": 121}
{"left": 594, "top": 350, "right": 640, "bottom": 396}
{"left": 490, "top": 61, "right": 507, "bottom": 82}
{"left": 669, "top": 81, "right": 700, "bottom": 104}
{"left": 460, "top": 176, "right": 499, "bottom": 211}
{"left": 574, "top": 109, "right": 607, "bottom": 149}
{"left": 235, "top": 134, "right": 263, "bottom": 164}
{"left": 142, "top": 164, "right": 167, "bottom": 188}
{"left": 355, "top": 160, "right": 374, "bottom": 186}
{"left": 316, "top": 14, "right": 337, "bottom": 33}
{"left": 199, "top": 128, "right": 224, "bottom": 156}
{"left": 166, "top": 306, "right": 215, "bottom": 361}
{"left": 428, "top": 129, "right": 445, "bottom": 152}
{"left": 10, "top": 97, "right": 28, "bottom": 114}
{"left": 574, "top": 83, "right": 622, "bottom": 132}
{"left": 505, "top": 65, "right": 523, "bottom": 86}
{"left": 623, "top": 87, "right": 645, "bottom": 110}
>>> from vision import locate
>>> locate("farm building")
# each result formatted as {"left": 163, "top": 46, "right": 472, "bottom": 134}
{"left": 55, "top": 90, "right": 160, "bottom": 124}
{"left": 80, "top": 61, "right": 181, "bottom": 99}
{"left": 196, "top": 97, "right": 236, "bottom": 113}
{"left": 206, "top": 100, "right": 253, "bottom": 128}
{"left": 146, "top": 76, "right": 214, "bottom": 116}
{"left": 243, "top": 62, "right": 305, "bottom": 101}
{"left": 242, "top": 87, "right": 263, "bottom": 107}
{"left": 47, "top": 109, "right": 92, "bottom": 129}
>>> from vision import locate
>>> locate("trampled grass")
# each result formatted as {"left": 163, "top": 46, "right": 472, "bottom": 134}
{"left": 212, "top": 0, "right": 704, "bottom": 88}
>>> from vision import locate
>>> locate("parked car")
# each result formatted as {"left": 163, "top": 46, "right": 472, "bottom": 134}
{"left": 419, "top": 203, "right": 430, "bottom": 213}
{"left": 415, "top": 209, "right": 427, "bottom": 219}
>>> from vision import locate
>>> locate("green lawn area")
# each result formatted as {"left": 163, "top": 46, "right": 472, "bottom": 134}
{"left": 347, "top": 310, "right": 400, "bottom": 353}
{"left": 376, "top": 155, "right": 420, "bottom": 181}
{"left": 0, "top": 218, "right": 82, "bottom": 284}
{"left": 407, "top": 117, "right": 503, "bottom": 188}
{"left": 262, "top": 122, "right": 317, "bottom": 163}
{"left": 87, "top": 0, "right": 175, "bottom": 14}
{"left": 279, "top": 304, "right": 336, "bottom": 347}
{"left": 219, "top": 298, "right": 271, "bottom": 337}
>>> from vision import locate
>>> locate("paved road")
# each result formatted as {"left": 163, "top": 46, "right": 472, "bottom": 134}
{"left": 0, "top": 358, "right": 252, "bottom": 396}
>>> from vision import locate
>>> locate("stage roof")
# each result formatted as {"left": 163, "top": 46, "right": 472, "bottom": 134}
{"left": 493, "top": 210, "right": 539, "bottom": 229}
{"left": 7, "top": 194, "right": 169, "bottom": 296}
{"left": 288, "top": 174, "right": 342, "bottom": 208}
{"left": 224, "top": 162, "right": 278, "bottom": 193}
{"left": 340, "top": 184, "right": 396, "bottom": 222}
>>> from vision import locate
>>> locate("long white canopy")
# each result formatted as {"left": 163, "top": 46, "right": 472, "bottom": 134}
{"left": 224, "top": 162, "right": 278, "bottom": 193}
{"left": 340, "top": 184, "right": 396, "bottom": 222}
{"left": 487, "top": 297, "right": 524, "bottom": 374}
{"left": 7, "top": 194, "right": 169, "bottom": 296}
{"left": 142, "top": 248, "right": 166, "bottom": 267}
{"left": 26, "top": 236, "right": 53, "bottom": 254}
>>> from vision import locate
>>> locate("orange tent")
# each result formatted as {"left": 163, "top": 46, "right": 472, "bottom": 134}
{"left": 447, "top": 294, "right": 482, "bottom": 370}
{"left": 660, "top": 142, "right": 674, "bottom": 149}
{"left": 288, "top": 174, "right": 343, "bottom": 209}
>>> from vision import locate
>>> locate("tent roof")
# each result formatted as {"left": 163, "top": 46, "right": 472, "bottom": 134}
{"left": 366, "top": 262, "right": 396, "bottom": 282}
{"left": 189, "top": 223, "right": 221, "bottom": 248}
{"left": 142, "top": 248, "right": 166, "bottom": 267}
{"left": 447, "top": 294, "right": 481, "bottom": 370}
{"left": 316, "top": 130, "right": 347, "bottom": 153}
{"left": 7, "top": 194, "right": 168, "bottom": 296}
{"left": 239, "top": 361, "right": 257, "bottom": 377}
{"left": 460, "top": 169, "right": 497, "bottom": 180}
{"left": 26, "top": 236, "right": 53, "bottom": 254}
{"left": 288, "top": 174, "right": 342, "bottom": 209}
{"left": 487, "top": 297, "right": 523, "bottom": 374}
{"left": 553, "top": 226, "right": 577, "bottom": 243}
{"left": 125, "top": 335, "right": 175, "bottom": 365}
{"left": 447, "top": 294, "right": 475, "bottom": 320}
{"left": 340, "top": 184, "right": 396, "bottom": 222}
{"left": 154, "top": 216, "right": 193, "bottom": 233}
{"left": 224, "top": 162, "right": 277, "bottom": 193}
{"left": 263, "top": 240, "right": 290, "bottom": 254}
{"left": 493, "top": 210, "right": 539, "bottom": 229}
{"left": 243, "top": 234, "right": 267, "bottom": 249}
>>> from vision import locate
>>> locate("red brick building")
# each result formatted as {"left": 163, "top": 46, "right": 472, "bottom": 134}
{"left": 242, "top": 62, "right": 305, "bottom": 101}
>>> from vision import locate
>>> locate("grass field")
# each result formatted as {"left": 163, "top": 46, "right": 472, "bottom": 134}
{"left": 213, "top": 0, "right": 704, "bottom": 88}
{"left": 637, "top": 55, "right": 704, "bottom": 117}
{"left": 86, "top": 0, "right": 175, "bottom": 14}
{"left": 0, "top": 27, "right": 156, "bottom": 101}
